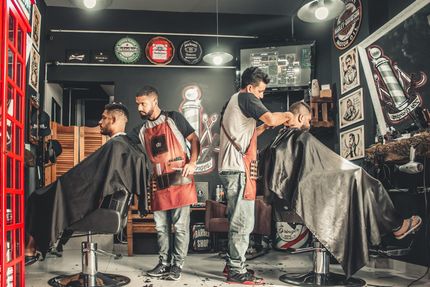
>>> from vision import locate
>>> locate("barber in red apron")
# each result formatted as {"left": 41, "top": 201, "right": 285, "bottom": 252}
{"left": 218, "top": 67, "right": 295, "bottom": 285}
{"left": 135, "top": 86, "right": 200, "bottom": 281}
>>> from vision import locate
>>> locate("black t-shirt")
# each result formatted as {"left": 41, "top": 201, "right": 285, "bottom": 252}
{"left": 127, "top": 111, "right": 195, "bottom": 144}
{"left": 165, "top": 111, "right": 195, "bottom": 138}
{"left": 238, "top": 93, "right": 269, "bottom": 120}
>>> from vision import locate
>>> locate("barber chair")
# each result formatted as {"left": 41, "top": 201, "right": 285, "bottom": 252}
{"left": 279, "top": 212, "right": 366, "bottom": 286}
{"left": 204, "top": 197, "right": 272, "bottom": 257}
{"left": 48, "top": 188, "right": 132, "bottom": 287}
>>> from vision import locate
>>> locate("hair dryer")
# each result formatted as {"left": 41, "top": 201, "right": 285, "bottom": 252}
{"left": 396, "top": 146, "right": 423, "bottom": 174}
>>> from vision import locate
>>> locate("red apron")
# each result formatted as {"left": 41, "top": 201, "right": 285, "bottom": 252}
{"left": 242, "top": 129, "right": 258, "bottom": 200}
{"left": 144, "top": 115, "right": 197, "bottom": 211}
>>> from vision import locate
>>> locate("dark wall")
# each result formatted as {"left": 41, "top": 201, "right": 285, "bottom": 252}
{"left": 44, "top": 6, "right": 334, "bottom": 190}
{"left": 330, "top": 0, "right": 415, "bottom": 155}
{"left": 40, "top": 0, "right": 429, "bottom": 267}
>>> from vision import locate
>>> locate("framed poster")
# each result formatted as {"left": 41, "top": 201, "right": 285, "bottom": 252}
{"left": 29, "top": 46, "right": 40, "bottom": 92}
{"left": 339, "top": 47, "right": 360, "bottom": 94}
{"left": 358, "top": 0, "right": 430, "bottom": 136}
{"left": 340, "top": 125, "right": 365, "bottom": 160}
{"left": 339, "top": 88, "right": 364, "bottom": 129}
{"left": 31, "top": 3, "right": 41, "bottom": 51}
{"left": 192, "top": 182, "right": 209, "bottom": 207}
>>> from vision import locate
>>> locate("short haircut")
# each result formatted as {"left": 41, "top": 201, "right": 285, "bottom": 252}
{"left": 104, "top": 102, "right": 129, "bottom": 120}
{"left": 240, "top": 67, "right": 270, "bottom": 89}
{"left": 136, "top": 85, "right": 159, "bottom": 98}
{"left": 289, "top": 101, "right": 311, "bottom": 115}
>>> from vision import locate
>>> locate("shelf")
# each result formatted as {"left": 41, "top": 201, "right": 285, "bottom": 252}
{"left": 310, "top": 97, "right": 333, "bottom": 103}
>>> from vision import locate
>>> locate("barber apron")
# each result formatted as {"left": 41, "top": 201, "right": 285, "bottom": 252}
{"left": 242, "top": 129, "right": 258, "bottom": 200}
{"left": 222, "top": 124, "right": 258, "bottom": 200}
{"left": 144, "top": 116, "right": 197, "bottom": 211}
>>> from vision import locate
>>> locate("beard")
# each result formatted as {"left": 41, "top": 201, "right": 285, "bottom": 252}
{"left": 99, "top": 127, "right": 110, "bottom": 136}
{"left": 139, "top": 108, "right": 154, "bottom": 119}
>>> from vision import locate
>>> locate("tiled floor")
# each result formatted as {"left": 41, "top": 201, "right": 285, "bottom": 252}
{"left": 26, "top": 246, "right": 430, "bottom": 287}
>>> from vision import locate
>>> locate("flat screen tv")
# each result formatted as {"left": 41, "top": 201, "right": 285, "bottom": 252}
{"left": 240, "top": 42, "right": 315, "bottom": 90}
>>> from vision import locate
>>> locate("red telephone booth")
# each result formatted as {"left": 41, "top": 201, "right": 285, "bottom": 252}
{"left": 1, "top": 0, "right": 32, "bottom": 286}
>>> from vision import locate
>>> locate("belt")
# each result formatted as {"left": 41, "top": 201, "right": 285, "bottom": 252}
{"left": 156, "top": 172, "right": 192, "bottom": 190}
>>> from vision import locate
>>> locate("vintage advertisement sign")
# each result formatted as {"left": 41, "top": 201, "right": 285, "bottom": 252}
{"left": 179, "top": 40, "right": 203, "bottom": 65}
{"left": 145, "top": 36, "right": 175, "bottom": 65}
{"left": 114, "top": 37, "right": 141, "bottom": 64}
{"left": 333, "top": 0, "right": 362, "bottom": 50}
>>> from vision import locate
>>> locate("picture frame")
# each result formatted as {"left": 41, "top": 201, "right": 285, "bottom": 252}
{"left": 339, "top": 88, "right": 364, "bottom": 129}
{"left": 193, "top": 182, "right": 209, "bottom": 207}
{"left": 31, "top": 3, "right": 41, "bottom": 51}
{"left": 29, "top": 97, "right": 40, "bottom": 145}
{"left": 339, "top": 125, "right": 365, "bottom": 160}
{"left": 339, "top": 46, "right": 360, "bottom": 94}
{"left": 357, "top": 0, "right": 430, "bottom": 136}
{"left": 28, "top": 46, "right": 40, "bottom": 92}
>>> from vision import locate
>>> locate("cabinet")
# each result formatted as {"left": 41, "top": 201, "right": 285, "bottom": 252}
{"left": 310, "top": 96, "right": 335, "bottom": 128}
{"left": 1, "top": 1, "right": 32, "bottom": 286}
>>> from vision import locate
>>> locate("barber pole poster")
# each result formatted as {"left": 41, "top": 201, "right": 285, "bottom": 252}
{"left": 179, "top": 85, "right": 220, "bottom": 174}
{"left": 358, "top": 1, "right": 430, "bottom": 135}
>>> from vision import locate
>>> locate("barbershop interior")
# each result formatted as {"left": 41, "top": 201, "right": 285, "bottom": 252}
{"left": 1, "top": 0, "right": 430, "bottom": 286}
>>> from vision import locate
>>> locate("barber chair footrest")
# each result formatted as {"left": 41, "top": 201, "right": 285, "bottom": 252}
{"left": 279, "top": 271, "right": 366, "bottom": 286}
{"left": 48, "top": 272, "right": 130, "bottom": 287}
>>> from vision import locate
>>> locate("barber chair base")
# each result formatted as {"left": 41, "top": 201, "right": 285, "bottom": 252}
{"left": 279, "top": 272, "right": 366, "bottom": 286}
{"left": 48, "top": 272, "right": 130, "bottom": 287}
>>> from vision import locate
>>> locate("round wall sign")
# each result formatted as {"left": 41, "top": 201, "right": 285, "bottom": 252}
{"left": 333, "top": 0, "right": 362, "bottom": 50}
{"left": 179, "top": 40, "right": 203, "bottom": 65}
{"left": 115, "top": 37, "right": 141, "bottom": 63}
{"left": 145, "top": 36, "right": 175, "bottom": 65}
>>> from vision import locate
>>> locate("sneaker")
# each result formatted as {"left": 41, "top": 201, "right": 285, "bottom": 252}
{"left": 227, "top": 271, "right": 264, "bottom": 285}
{"left": 147, "top": 262, "right": 170, "bottom": 277}
{"left": 166, "top": 265, "right": 182, "bottom": 281}
{"left": 223, "top": 265, "right": 255, "bottom": 277}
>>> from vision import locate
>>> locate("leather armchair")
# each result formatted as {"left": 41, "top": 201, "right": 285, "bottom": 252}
{"left": 204, "top": 197, "right": 272, "bottom": 251}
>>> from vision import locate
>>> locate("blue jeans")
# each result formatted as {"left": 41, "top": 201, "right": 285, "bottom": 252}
{"left": 153, "top": 205, "right": 190, "bottom": 268}
{"left": 219, "top": 171, "right": 255, "bottom": 274}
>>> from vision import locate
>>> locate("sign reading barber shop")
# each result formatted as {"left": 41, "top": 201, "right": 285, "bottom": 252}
{"left": 179, "top": 40, "right": 203, "bottom": 65}
{"left": 333, "top": 0, "right": 362, "bottom": 50}
{"left": 115, "top": 37, "right": 141, "bottom": 63}
{"left": 145, "top": 36, "right": 175, "bottom": 65}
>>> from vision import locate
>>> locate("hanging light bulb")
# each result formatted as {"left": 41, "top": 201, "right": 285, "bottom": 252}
{"left": 315, "top": 6, "right": 329, "bottom": 20}
{"left": 297, "top": 0, "right": 345, "bottom": 23}
{"left": 83, "top": 0, "right": 97, "bottom": 9}
{"left": 203, "top": 0, "right": 233, "bottom": 66}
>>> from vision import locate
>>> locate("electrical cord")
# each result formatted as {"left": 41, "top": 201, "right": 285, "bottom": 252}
{"left": 407, "top": 157, "right": 429, "bottom": 287}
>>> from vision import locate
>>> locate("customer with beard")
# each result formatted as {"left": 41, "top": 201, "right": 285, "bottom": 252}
{"left": 134, "top": 85, "right": 200, "bottom": 281}
{"left": 262, "top": 101, "right": 422, "bottom": 278}
{"left": 25, "top": 103, "right": 147, "bottom": 265}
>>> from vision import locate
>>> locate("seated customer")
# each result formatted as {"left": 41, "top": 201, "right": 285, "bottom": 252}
{"left": 25, "top": 103, "right": 147, "bottom": 265}
{"left": 261, "top": 101, "right": 422, "bottom": 278}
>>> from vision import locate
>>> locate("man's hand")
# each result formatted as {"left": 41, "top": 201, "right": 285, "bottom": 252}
{"left": 182, "top": 161, "right": 197, "bottom": 177}
{"left": 283, "top": 112, "right": 297, "bottom": 127}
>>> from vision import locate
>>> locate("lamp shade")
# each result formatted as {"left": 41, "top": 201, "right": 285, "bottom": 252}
{"left": 203, "top": 51, "right": 233, "bottom": 66}
{"left": 70, "top": 0, "right": 113, "bottom": 10}
{"left": 297, "top": 0, "right": 345, "bottom": 23}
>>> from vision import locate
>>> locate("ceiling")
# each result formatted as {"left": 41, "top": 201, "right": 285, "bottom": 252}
{"left": 44, "top": 0, "right": 305, "bottom": 16}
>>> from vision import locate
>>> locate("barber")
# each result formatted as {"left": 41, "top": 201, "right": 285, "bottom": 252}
{"left": 218, "top": 67, "right": 295, "bottom": 284}
{"left": 135, "top": 85, "right": 200, "bottom": 281}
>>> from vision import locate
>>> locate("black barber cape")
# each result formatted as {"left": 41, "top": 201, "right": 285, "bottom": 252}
{"left": 26, "top": 135, "right": 147, "bottom": 255}
{"left": 261, "top": 129, "right": 401, "bottom": 278}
